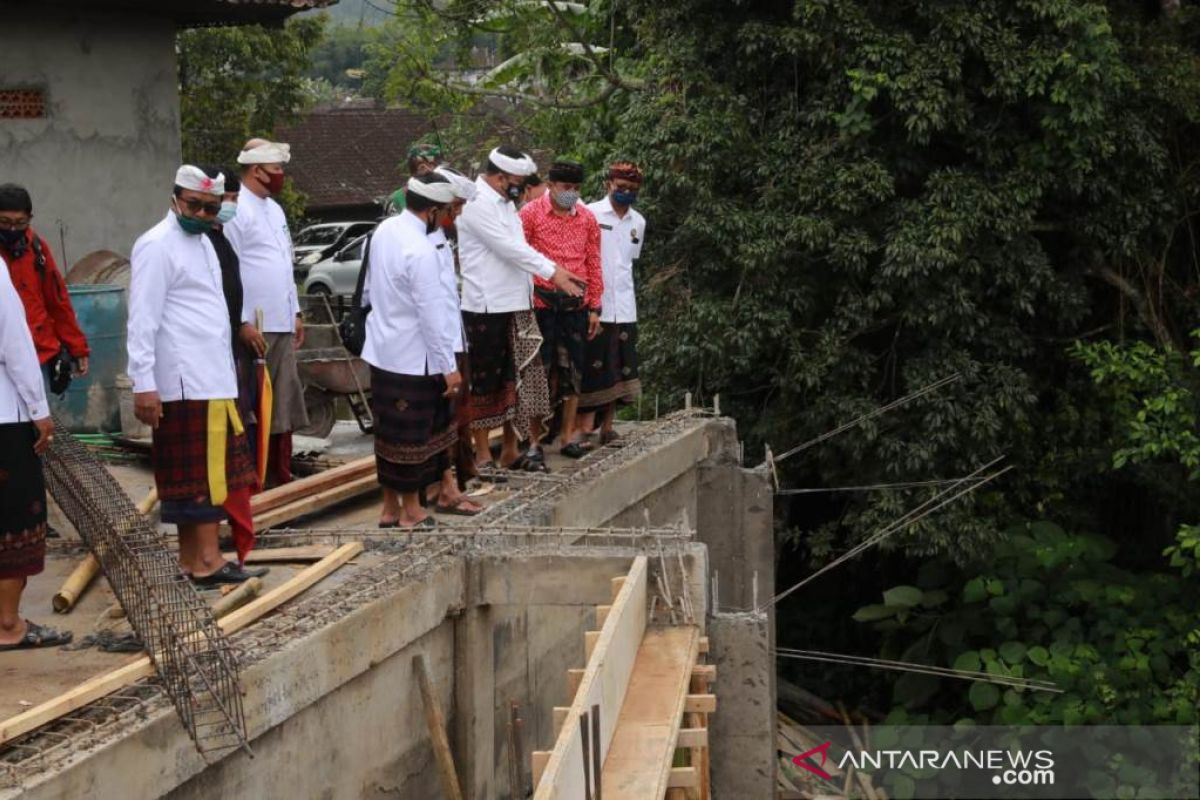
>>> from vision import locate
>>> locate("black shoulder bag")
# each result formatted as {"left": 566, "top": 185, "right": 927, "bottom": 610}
{"left": 337, "top": 234, "right": 374, "bottom": 356}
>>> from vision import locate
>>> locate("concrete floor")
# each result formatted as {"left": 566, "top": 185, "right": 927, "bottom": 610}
{"left": 1, "top": 420, "right": 626, "bottom": 723}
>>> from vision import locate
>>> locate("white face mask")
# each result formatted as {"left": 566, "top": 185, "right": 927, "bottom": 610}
{"left": 216, "top": 201, "right": 238, "bottom": 224}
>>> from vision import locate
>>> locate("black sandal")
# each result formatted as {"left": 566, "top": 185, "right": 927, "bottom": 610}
{"left": 510, "top": 448, "right": 550, "bottom": 473}
{"left": 191, "top": 561, "right": 269, "bottom": 587}
{"left": 561, "top": 441, "right": 588, "bottom": 459}
{"left": 474, "top": 460, "right": 509, "bottom": 484}
{"left": 0, "top": 620, "right": 74, "bottom": 651}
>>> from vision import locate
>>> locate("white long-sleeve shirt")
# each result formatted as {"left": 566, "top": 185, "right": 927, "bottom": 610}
{"left": 0, "top": 256, "right": 49, "bottom": 423}
{"left": 457, "top": 176, "right": 557, "bottom": 314}
{"left": 362, "top": 211, "right": 458, "bottom": 376}
{"left": 126, "top": 214, "right": 238, "bottom": 401}
{"left": 428, "top": 228, "right": 465, "bottom": 353}
{"left": 588, "top": 197, "right": 645, "bottom": 323}
{"left": 223, "top": 190, "right": 299, "bottom": 332}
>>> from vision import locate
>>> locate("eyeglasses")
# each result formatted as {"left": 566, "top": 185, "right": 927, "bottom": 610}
{"left": 0, "top": 218, "right": 31, "bottom": 231}
{"left": 177, "top": 198, "right": 221, "bottom": 216}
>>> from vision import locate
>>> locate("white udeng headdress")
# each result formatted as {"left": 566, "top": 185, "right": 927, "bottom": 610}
{"left": 237, "top": 141, "right": 292, "bottom": 165}
{"left": 405, "top": 176, "right": 457, "bottom": 204}
{"left": 488, "top": 147, "right": 537, "bottom": 176}
{"left": 175, "top": 165, "right": 224, "bottom": 196}
{"left": 434, "top": 166, "right": 478, "bottom": 201}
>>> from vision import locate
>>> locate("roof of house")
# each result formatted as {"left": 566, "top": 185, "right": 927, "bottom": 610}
{"left": 34, "top": 0, "right": 337, "bottom": 26}
{"left": 276, "top": 104, "right": 441, "bottom": 211}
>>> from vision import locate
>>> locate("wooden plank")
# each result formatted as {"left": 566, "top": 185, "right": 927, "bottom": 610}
{"left": 553, "top": 706, "right": 570, "bottom": 733}
{"left": 534, "top": 556, "right": 648, "bottom": 800}
{"left": 610, "top": 576, "right": 626, "bottom": 602}
{"left": 684, "top": 695, "right": 716, "bottom": 714}
{"left": 216, "top": 543, "right": 362, "bottom": 633}
{"left": 677, "top": 728, "right": 708, "bottom": 748}
{"left": 414, "top": 653, "right": 465, "bottom": 800}
{"left": 698, "top": 637, "right": 709, "bottom": 654}
{"left": 532, "top": 751, "right": 551, "bottom": 787}
{"left": 584, "top": 630, "right": 601, "bottom": 660}
{"left": 221, "top": 545, "right": 336, "bottom": 564}
{"left": 250, "top": 456, "right": 374, "bottom": 514}
{"left": 668, "top": 767, "right": 698, "bottom": 789}
{"left": 691, "top": 664, "right": 716, "bottom": 683}
{"left": 595, "top": 604, "right": 611, "bottom": 628}
{"left": 599, "top": 627, "right": 700, "bottom": 799}
{"left": 253, "top": 473, "right": 378, "bottom": 531}
{"left": 567, "top": 669, "right": 585, "bottom": 698}
{"left": 0, "top": 542, "right": 363, "bottom": 745}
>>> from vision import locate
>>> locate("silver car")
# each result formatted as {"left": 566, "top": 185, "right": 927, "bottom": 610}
{"left": 302, "top": 234, "right": 367, "bottom": 296}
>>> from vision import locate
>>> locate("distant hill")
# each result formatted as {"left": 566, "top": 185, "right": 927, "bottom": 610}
{"left": 303, "top": 0, "right": 390, "bottom": 27}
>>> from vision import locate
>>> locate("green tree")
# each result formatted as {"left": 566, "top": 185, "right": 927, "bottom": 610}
{"left": 178, "top": 16, "right": 326, "bottom": 222}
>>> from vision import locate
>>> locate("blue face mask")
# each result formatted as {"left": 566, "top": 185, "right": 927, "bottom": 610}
{"left": 216, "top": 201, "right": 238, "bottom": 224}
{"left": 612, "top": 189, "right": 638, "bottom": 207}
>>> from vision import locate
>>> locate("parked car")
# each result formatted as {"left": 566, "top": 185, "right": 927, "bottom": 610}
{"left": 302, "top": 233, "right": 368, "bottom": 296}
{"left": 292, "top": 221, "right": 376, "bottom": 281}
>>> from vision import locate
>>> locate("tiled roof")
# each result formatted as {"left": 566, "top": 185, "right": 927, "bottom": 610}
{"left": 276, "top": 105, "right": 441, "bottom": 211}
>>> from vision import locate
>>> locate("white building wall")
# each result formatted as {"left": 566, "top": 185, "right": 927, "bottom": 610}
{"left": 0, "top": 9, "right": 181, "bottom": 268}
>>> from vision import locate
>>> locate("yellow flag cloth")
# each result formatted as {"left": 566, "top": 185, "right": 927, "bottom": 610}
{"left": 207, "top": 399, "right": 245, "bottom": 507}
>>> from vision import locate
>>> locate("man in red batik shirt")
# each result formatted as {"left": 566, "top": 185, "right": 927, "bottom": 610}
{"left": 519, "top": 160, "right": 603, "bottom": 458}
{"left": 0, "top": 185, "right": 90, "bottom": 390}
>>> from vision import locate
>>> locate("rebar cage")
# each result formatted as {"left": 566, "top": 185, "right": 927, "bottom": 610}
{"left": 42, "top": 419, "right": 249, "bottom": 758}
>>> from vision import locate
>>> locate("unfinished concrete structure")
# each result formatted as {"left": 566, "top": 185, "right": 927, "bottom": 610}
{"left": 0, "top": 412, "right": 776, "bottom": 799}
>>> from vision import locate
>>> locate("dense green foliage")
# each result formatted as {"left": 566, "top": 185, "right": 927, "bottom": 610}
{"left": 356, "top": 0, "right": 1200, "bottom": 728}
{"left": 859, "top": 520, "right": 1198, "bottom": 725}
{"left": 178, "top": 17, "right": 326, "bottom": 222}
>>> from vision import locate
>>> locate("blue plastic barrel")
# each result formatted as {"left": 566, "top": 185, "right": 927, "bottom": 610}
{"left": 51, "top": 285, "right": 126, "bottom": 433}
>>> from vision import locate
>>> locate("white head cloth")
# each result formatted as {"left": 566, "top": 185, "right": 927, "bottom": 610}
{"left": 406, "top": 176, "right": 457, "bottom": 205}
{"left": 434, "top": 166, "right": 477, "bottom": 201}
{"left": 237, "top": 141, "right": 292, "bottom": 165}
{"left": 489, "top": 147, "right": 537, "bottom": 176}
{"left": 175, "top": 165, "right": 224, "bottom": 196}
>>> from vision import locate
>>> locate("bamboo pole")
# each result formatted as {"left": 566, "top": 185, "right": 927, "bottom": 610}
{"left": 211, "top": 577, "right": 263, "bottom": 618}
{"left": 52, "top": 488, "right": 158, "bottom": 613}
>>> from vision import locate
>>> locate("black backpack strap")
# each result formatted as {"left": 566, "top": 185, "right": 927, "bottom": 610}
{"left": 351, "top": 234, "right": 373, "bottom": 309}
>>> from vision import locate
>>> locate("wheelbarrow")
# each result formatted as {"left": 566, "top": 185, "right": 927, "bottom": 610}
{"left": 296, "top": 346, "right": 373, "bottom": 438}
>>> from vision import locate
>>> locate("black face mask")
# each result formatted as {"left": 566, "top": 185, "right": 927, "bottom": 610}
{"left": 0, "top": 228, "right": 26, "bottom": 255}
{"left": 505, "top": 183, "right": 524, "bottom": 202}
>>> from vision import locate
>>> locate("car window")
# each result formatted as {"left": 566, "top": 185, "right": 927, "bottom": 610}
{"left": 297, "top": 227, "right": 342, "bottom": 246}
{"left": 338, "top": 235, "right": 367, "bottom": 261}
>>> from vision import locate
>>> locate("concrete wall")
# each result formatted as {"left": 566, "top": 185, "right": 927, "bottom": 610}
{"left": 0, "top": 9, "right": 181, "bottom": 267}
{"left": 166, "top": 624, "right": 456, "bottom": 800}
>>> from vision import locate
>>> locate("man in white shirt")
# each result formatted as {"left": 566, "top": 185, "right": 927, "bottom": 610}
{"left": 428, "top": 166, "right": 484, "bottom": 513}
{"left": 224, "top": 138, "right": 309, "bottom": 487}
{"left": 578, "top": 161, "right": 647, "bottom": 444}
{"left": 0, "top": 256, "right": 71, "bottom": 650}
{"left": 128, "top": 166, "right": 264, "bottom": 586}
{"left": 362, "top": 175, "right": 462, "bottom": 529}
{"left": 457, "top": 145, "right": 586, "bottom": 475}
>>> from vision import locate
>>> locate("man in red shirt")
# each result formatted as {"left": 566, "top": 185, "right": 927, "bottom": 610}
{"left": 519, "top": 161, "right": 603, "bottom": 458}
{"left": 0, "top": 185, "right": 90, "bottom": 386}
